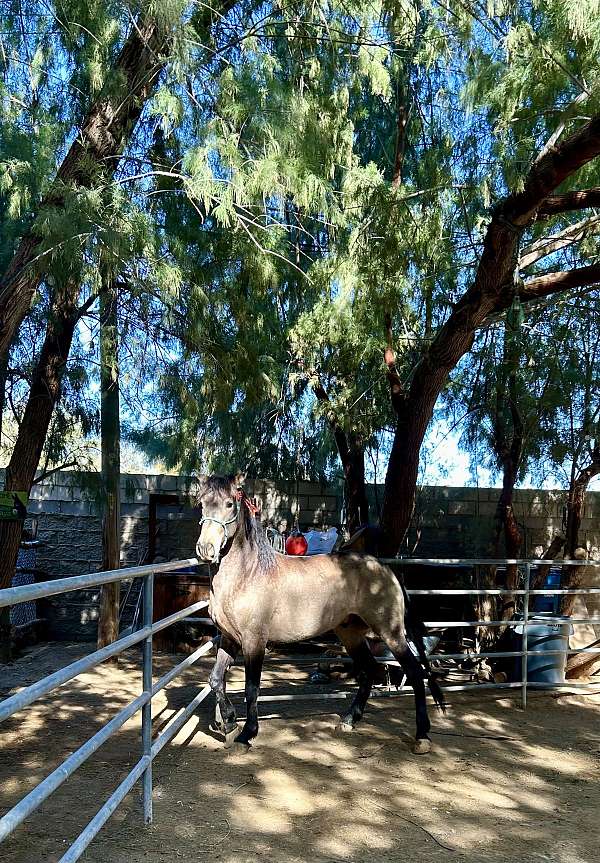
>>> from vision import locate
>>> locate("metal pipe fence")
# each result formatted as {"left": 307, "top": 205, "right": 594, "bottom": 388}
{"left": 296, "top": 557, "right": 600, "bottom": 711}
{"left": 1, "top": 555, "right": 600, "bottom": 861}
{"left": 0, "top": 558, "right": 215, "bottom": 862}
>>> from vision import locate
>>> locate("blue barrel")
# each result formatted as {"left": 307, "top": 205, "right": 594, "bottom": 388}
{"left": 533, "top": 567, "right": 561, "bottom": 614}
{"left": 515, "top": 614, "right": 572, "bottom": 683}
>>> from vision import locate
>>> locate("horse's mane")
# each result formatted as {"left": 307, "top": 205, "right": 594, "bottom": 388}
{"left": 239, "top": 490, "right": 276, "bottom": 570}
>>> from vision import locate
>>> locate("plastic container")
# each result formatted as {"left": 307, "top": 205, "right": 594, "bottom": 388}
{"left": 513, "top": 614, "right": 572, "bottom": 683}
{"left": 532, "top": 567, "right": 561, "bottom": 614}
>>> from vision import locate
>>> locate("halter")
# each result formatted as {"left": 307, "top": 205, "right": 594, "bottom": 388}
{"left": 197, "top": 509, "right": 239, "bottom": 564}
{"left": 197, "top": 489, "right": 260, "bottom": 564}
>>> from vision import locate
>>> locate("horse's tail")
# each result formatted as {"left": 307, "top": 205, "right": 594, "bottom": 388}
{"left": 400, "top": 581, "right": 446, "bottom": 712}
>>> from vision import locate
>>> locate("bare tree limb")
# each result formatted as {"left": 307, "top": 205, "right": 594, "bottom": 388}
{"left": 520, "top": 215, "right": 600, "bottom": 269}
{"left": 534, "top": 91, "right": 591, "bottom": 166}
{"left": 33, "top": 461, "right": 79, "bottom": 485}
{"left": 521, "top": 265, "right": 600, "bottom": 301}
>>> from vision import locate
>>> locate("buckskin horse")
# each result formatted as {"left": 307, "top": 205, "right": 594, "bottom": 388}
{"left": 196, "top": 474, "right": 445, "bottom": 754}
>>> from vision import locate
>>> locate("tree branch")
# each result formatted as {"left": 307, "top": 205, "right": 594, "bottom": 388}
{"left": 537, "top": 187, "right": 600, "bottom": 219}
{"left": 392, "top": 98, "right": 409, "bottom": 188}
{"left": 520, "top": 215, "right": 600, "bottom": 268}
{"left": 533, "top": 90, "right": 591, "bottom": 166}
{"left": 384, "top": 312, "right": 404, "bottom": 414}
{"left": 311, "top": 375, "right": 351, "bottom": 464}
{"left": 498, "top": 114, "right": 600, "bottom": 227}
{"left": 521, "top": 264, "right": 600, "bottom": 301}
{"left": 76, "top": 291, "right": 101, "bottom": 319}
{"left": 33, "top": 461, "right": 79, "bottom": 485}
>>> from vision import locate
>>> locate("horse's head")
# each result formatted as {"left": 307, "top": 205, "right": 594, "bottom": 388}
{"left": 195, "top": 474, "right": 245, "bottom": 564}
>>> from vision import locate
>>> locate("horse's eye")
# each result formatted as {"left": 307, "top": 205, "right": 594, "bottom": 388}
{"left": 226, "top": 501, "right": 234, "bottom": 508}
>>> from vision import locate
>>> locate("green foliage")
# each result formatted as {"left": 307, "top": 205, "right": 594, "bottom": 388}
{"left": 1, "top": 0, "right": 600, "bottom": 495}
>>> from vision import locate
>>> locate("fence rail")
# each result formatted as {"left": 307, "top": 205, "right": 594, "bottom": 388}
{"left": 1, "top": 555, "right": 600, "bottom": 861}
{"left": 0, "top": 558, "right": 215, "bottom": 862}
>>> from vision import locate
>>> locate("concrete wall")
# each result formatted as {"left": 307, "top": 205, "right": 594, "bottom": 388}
{"left": 407, "top": 485, "right": 600, "bottom": 558}
{"left": 3, "top": 468, "right": 599, "bottom": 640}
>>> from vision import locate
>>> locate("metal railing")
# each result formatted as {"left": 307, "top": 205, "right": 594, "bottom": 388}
{"left": 293, "top": 557, "right": 600, "bottom": 711}
{"left": 2, "top": 555, "right": 600, "bottom": 861}
{"left": 211, "top": 557, "right": 600, "bottom": 712}
{"left": 0, "top": 558, "right": 215, "bottom": 862}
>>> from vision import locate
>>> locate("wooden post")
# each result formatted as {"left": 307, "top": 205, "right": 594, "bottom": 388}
{"left": 97, "top": 281, "right": 121, "bottom": 649}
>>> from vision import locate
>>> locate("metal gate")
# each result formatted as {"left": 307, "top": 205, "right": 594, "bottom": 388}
{"left": 0, "top": 558, "right": 215, "bottom": 862}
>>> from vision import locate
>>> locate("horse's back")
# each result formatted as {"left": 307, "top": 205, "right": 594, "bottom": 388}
{"left": 267, "top": 550, "right": 405, "bottom": 641}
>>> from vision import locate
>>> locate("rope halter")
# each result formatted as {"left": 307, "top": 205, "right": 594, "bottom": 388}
{"left": 197, "top": 508, "right": 239, "bottom": 564}
{"left": 197, "top": 488, "right": 260, "bottom": 564}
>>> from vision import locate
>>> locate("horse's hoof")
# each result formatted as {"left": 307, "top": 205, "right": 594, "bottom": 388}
{"left": 335, "top": 721, "right": 354, "bottom": 734}
{"left": 226, "top": 738, "right": 251, "bottom": 753}
{"left": 223, "top": 726, "right": 240, "bottom": 749}
{"left": 413, "top": 738, "right": 432, "bottom": 755}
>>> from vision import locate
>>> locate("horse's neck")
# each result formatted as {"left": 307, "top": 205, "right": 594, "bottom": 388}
{"left": 218, "top": 524, "right": 273, "bottom": 578}
{"left": 218, "top": 530, "right": 256, "bottom": 574}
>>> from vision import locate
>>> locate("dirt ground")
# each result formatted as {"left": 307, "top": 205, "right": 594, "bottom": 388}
{"left": 2, "top": 642, "right": 600, "bottom": 863}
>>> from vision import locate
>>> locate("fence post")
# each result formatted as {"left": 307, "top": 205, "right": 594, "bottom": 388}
{"left": 521, "top": 562, "right": 530, "bottom": 710}
{"left": 142, "top": 571, "right": 154, "bottom": 824}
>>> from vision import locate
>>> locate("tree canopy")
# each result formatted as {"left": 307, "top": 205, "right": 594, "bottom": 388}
{"left": 0, "top": 0, "right": 599, "bottom": 568}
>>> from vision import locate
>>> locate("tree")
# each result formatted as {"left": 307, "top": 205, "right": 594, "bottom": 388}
{"left": 376, "top": 1, "right": 600, "bottom": 553}
{"left": 0, "top": 9, "right": 174, "bottom": 358}
{"left": 0, "top": 1, "right": 236, "bottom": 606}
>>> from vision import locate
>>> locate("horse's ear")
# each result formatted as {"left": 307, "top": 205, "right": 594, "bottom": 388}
{"left": 193, "top": 474, "right": 208, "bottom": 503}
{"left": 234, "top": 471, "right": 247, "bottom": 491}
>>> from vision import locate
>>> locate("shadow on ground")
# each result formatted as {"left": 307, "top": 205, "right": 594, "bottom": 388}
{"left": 1, "top": 642, "right": 600, "bottom": 863}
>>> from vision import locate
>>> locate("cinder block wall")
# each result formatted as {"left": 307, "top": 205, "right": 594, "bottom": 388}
{"left": 407, "top": 486, "right": 600, "bottom": 559}
{"left": 2, "top": 468, "right": 599, "bottom": 640}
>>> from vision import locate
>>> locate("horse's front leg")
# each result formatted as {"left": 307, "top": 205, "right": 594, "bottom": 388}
{"left": 209, "top": 634, "right": 239, "bottom": 746}
{"left": 235, "top": 642, "right": 266, "bottom": 747}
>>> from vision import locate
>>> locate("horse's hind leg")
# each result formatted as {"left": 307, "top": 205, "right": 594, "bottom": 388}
{"left": 209, "top": 634, "right": 239, "bottom": 746}
{"left": 385, "top": 632, "right": 432, "bottom": 754}
{"left": 334, "top": 622, "right": 378, "bottom": 732}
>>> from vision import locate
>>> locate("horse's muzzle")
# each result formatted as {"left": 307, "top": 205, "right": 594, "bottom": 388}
{"left": 196, "top": 540, "right": 218, "bottom": 564}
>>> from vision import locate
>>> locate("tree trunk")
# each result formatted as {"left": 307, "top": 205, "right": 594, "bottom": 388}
{"left": 565, "top": 448, "right": 600, "bottom": 559}
{"left": 561, "top": 548, "right": 589, "bottom": 617}
{"left": 559, "top": 450, "right": 600, "bottom": 616}
{"left": 494, "top": 310, "right": 525, "bottom": 615}
{"left": 531, "top": 533, "right": 566, "bottom": 590}
{"left": 0, "top": 348, "right": 7, "bottom": 453}
{"left": 0, "top": 15, "right": 169, "bottom": 359}
{"left": 338, "top": 433, "right": 369, "bottom": 537}
{"left": 566, "top": 636, "right": 600, "bottom": 679}
{"left": 97, "top": 283, "right": 121, "bottom": 649}
{"left": 0, "top": 285, "right": 79, "bottom": 660}
{"left": 0, "top": 285, "right": 80, "bottom": 589}
{"left": 494, "top": 473, "right": 523, "bottom": 609}
{"left": 379, "top": 407, "right": 424, "bottom": 555}
{"left": 379, "top": 111, "right": 600, "bottom": 554}
{"left": 312, "top": 381, "right": 369, "bottom": 536}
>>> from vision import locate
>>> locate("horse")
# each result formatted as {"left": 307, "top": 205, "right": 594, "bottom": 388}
{"left": 196, "top": 474, "right": 445, "bottom": 754}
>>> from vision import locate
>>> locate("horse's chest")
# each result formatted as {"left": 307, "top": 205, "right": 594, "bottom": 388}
{"left": 210, "top": 576, "right": 262, "bottom": 640}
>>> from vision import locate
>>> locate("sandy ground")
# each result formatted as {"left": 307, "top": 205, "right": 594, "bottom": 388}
{"left": 2, "top": 642, "right": 600, "bottom": 863}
